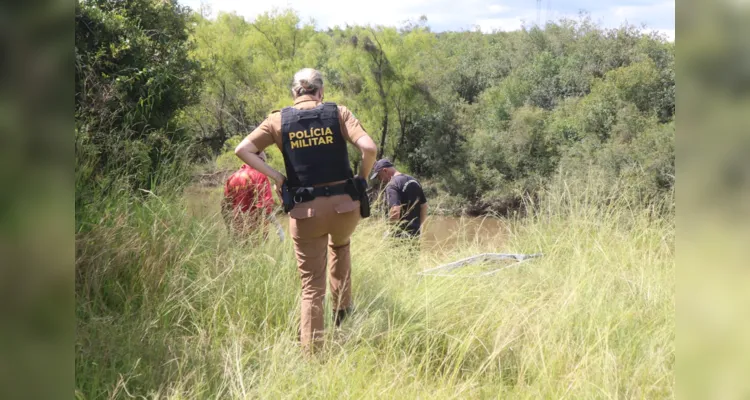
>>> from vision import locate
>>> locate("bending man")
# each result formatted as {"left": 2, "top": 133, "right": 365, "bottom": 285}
{"left": 370, "top": 159, "right": 428, "bottom": 239}
{"left": 222, "top": 151, "right": 285, "bottom": 241}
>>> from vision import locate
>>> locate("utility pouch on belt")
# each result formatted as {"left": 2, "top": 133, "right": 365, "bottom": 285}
{"left": 347, "top": 177, "right": 371, "bottom": 219}
{"left": 282, "top": 182, "right": 317, "bottom": 213}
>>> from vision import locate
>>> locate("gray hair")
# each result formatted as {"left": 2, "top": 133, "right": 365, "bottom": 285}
{"left": 291, "top": 68, "right": 324, "bottom": 97}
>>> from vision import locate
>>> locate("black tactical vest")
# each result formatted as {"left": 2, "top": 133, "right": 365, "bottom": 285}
{"left": 280, "top": 102, "right": 353, "bottom": 187}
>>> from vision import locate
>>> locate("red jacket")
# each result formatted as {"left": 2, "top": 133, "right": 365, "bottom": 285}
{"left": 224, "top": 164, "right": 274, "bottom": 215}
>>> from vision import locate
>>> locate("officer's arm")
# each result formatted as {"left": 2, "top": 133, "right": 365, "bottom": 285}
{"left": 354, "top": 135, "right": 377, "bottom": 179}
{"left": 340, "top": 106, "right": 377, "bottom": 179}
{"left": 385, "top": 184, "right": 401, "bottom": 222}
{"left": 235, "top": 137, "right": 285, "bottom": 186}
{"left": 389, "top": 205, "right": 402, "bottom": 222}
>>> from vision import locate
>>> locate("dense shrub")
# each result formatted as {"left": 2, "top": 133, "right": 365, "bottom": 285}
{"left": 75, "top": 0, "right": 202, "bottom": 199}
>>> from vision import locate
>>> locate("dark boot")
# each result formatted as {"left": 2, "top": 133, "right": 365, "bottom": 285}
{"left": 333, "top": 306, "right": 353, "bottom": 327}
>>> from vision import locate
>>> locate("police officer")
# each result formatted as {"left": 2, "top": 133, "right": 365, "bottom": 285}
{"left": 370, "top": 159, "right": 428, "bottom": 239}
{"left": 234, "top": 68, "right": 377, "bottom": 351}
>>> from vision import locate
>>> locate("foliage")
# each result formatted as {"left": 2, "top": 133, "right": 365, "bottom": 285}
{"left": 75, "top": 3, "right": 674, "bottom": 215}
{"left": 75, "top": 0, "right": 202, "bottom": 201}
{"left": 181, "top": 10, "right": 317, "bottom": 156}
{"left": 176, "top": 12, "right": 674, "bottom": 213}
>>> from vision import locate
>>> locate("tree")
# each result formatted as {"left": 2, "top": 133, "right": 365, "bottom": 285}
{"left": 360, "top": 28, "right": 397, "bottom": 159}
{"left": 75, "top": 0, "right": 202, "bottom": 189}
{"left": 183, "top": 10, "right": 316, "bottom": 157}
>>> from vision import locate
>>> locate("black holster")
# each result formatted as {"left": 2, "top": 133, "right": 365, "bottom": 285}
{"left": 347, "top": 177, "right": 371, "bottom": 219}
{"left": 281, "top": 182, "right": 293, "bottom": 213}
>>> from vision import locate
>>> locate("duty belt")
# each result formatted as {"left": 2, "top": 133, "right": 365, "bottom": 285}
{"left": 290, "top": 182, "right": 350, "bottom": 204}
{"left": 282, "top": 178, "right": 370, "bottom": 217}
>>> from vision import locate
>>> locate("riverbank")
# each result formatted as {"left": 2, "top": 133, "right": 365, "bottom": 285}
{"left": 76, "top": 175, "right": 674, "bottom": 398}
{"left": 184, "top": 183, "right": 507, "bottom": 255}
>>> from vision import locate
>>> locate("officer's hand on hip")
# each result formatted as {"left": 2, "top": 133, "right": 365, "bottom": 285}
{"left": 273, "top": 175, "right": 286, "bottom": 199}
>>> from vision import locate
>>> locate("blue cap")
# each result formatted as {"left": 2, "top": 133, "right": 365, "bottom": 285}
{"left": 369, "top": 159, "right": 394, "bottom": 180}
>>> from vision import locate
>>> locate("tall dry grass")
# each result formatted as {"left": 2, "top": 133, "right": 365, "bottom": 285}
{"left": 75, "top": 176, "right": 673, "bottom": 399}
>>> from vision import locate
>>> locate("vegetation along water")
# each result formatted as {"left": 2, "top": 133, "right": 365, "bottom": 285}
{"left": 75, "top": 0, "right": 674, "bottom": 397}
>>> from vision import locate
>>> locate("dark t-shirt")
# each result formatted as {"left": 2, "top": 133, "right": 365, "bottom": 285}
{"left": 386, "top": 174, "right": 427, "bottom": 236}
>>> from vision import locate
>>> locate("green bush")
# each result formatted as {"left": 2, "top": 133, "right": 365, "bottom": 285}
{"left": 75, "top": 0, "right": 202, "bottom": 193}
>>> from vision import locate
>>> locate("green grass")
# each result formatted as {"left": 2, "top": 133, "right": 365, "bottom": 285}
{"left": 75, "top": 178, "right": 674, "bottom": 399}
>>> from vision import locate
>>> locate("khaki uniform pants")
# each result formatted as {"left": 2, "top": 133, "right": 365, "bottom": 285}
{"left": 289, "top": 194, "right": 360, "bottom": 349}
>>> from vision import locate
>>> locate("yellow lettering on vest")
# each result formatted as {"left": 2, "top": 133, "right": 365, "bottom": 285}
{"left": 289, "top": 132, "right": 337, "bottom": 149}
